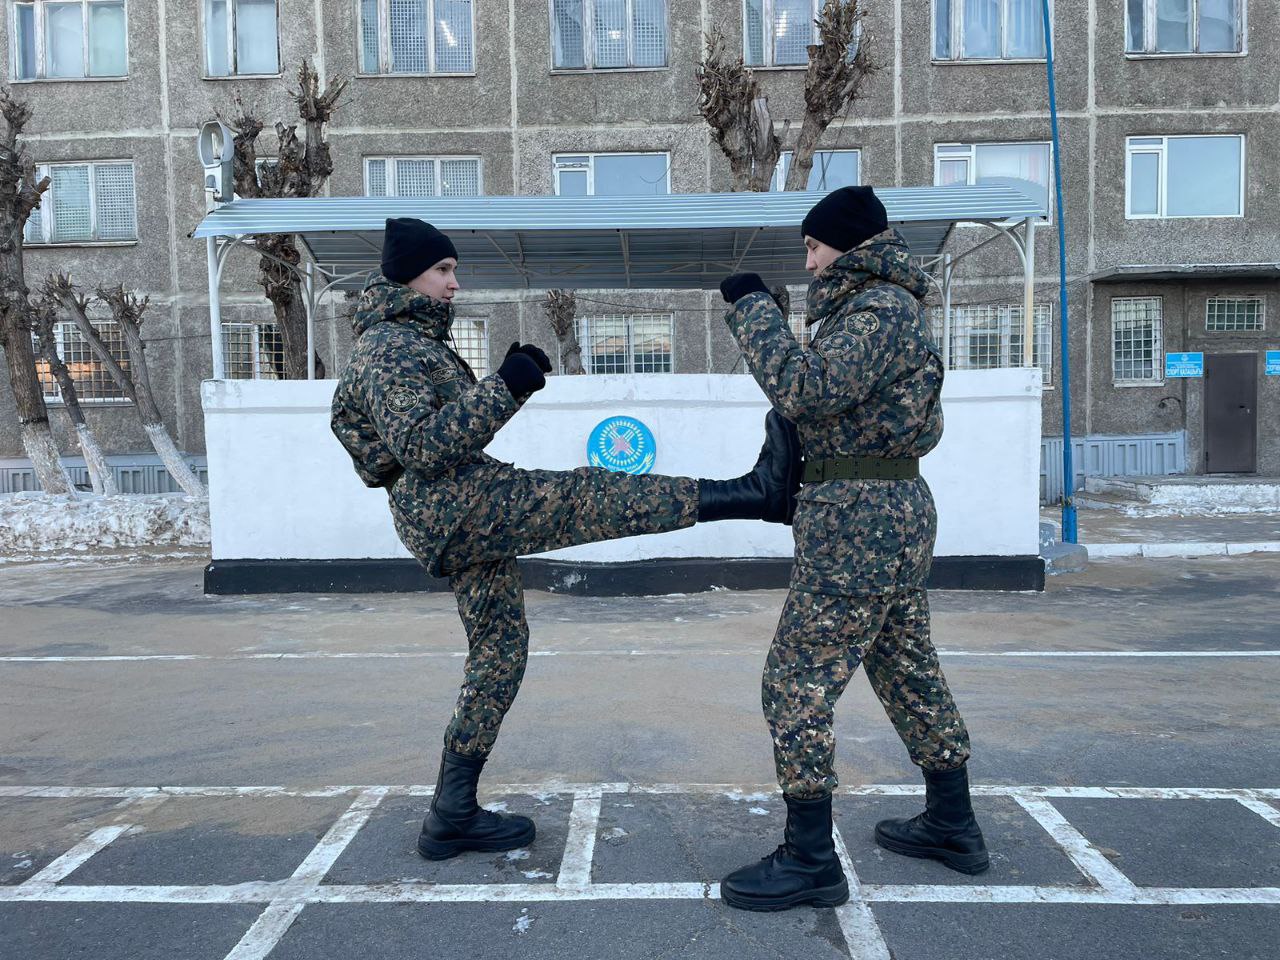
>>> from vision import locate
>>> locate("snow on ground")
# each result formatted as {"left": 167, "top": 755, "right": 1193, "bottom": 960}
{"left": 0, "top": 492, "right": 210, "bottom": 555}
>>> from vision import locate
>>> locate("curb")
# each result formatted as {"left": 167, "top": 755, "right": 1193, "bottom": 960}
{"left": 1086, "top": 541, "right": 1280, "bottom": 559}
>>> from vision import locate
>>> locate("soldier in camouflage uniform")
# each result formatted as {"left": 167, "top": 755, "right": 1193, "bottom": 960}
{"left": 717, "top": 187, "right": 989, "bottom": 913}
{"left": 331, "top": 217, "right": 800, "bottom": 861}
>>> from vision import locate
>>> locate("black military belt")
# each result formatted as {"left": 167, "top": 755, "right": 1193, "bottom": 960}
{"left": 801, "top": 457, "right": 920, "bottom": 483}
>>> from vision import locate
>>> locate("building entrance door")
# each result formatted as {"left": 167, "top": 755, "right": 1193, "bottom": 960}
{"left": 1203, "top": 353, "right": 1257, "bottom": 474}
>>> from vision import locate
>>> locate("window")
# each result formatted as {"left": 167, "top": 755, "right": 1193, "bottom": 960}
{"left": 222, "top": 322, "right": 284, "bottom": 379}
{"left": 1126, "top": 135, "right": 1244, "bottom": 219}
{"left": 11, "top": 0, "right": 127, "bottom": 80}
{"left": 788, "top": 312, "right": 813, "bottom": 347}
{"left": 1126, "top": 0, "right": 1242, "bottom": 55}
{"left": 450, "top": 317, "right": 489, "bottom": 377}
{"left": 933, "top": 0, "right": 1046, "bottom": 61}
{"left": 1206, "top": 297, "right": 1263, "bottom": 332}
{"left": 23, "top": 161, "right": 136, "bottom": 244}
{"left": 1112, "top": 297, "right": 1163, "bottom": 384}
{"left": 934, "top": 141, "right": 1052, "bottom": 217}
{"left": 204, "top": 0, "right": 279, "bottom": 76}
{"left": 37, "top": 320, "right": 130, "bottom": 402}
{"left": 933, "top": 303, "right": 1053, "bottom": 384}
{"left": 358, "top": 0, "right": 474, "bottom": 75}
{"left": 551, "top": 0, "right": 667, "bottom": 69}
{"left": 744, "top": 0, "right": 826, "bottom": 66}
{"left": 364, "top": 156, "right": 483, "bottom": 197}
{"left": 574, "top": 314, "right": 673, "bottom": 374}
{"left": 553, "top": 153, "right": 670, "bottom": 196}
{"left": 771, "top": 149, "right": 860, "bottom": 191}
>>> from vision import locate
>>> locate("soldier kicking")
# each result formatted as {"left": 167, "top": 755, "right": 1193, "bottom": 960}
{"left": 331, "top": 217, "right": 800, "bottom": 860}
{"left": 715, "top": 186, "right": 988, "bottom": 912}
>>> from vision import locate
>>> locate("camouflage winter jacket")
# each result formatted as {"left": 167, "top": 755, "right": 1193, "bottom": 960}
{"left": 724, "top": 229, "right": 945, "bottom": 596}
{"left": 330, "top": 276, "right": 521, "bottom": 576}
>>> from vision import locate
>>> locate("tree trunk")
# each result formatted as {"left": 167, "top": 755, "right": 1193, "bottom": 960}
{"left": 76, "top": 423, "right": 116, "bottom": 496}
{"left": 545, "top": 289, "right": 584, "bottom": 375}
{"left": 18, "top": 420, "right": 73, "bottom": 494}
{"left": 258, "top": 235, "right": 324, "bottom": 380}
{"left": 144, "top": 422, "right": 204, "bottom": 498}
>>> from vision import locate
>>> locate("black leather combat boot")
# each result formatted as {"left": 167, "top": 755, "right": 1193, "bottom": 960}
{"left": 720, "top": 793, "right": 850, "bottom": 911}
{"left": 417, "top": 749, "right": 536, "bottom": 860}
{"left": 697, "top": 410, "right": 801, "bottom": 524}
{"left": 874, "top": 764, "right": 989, "bottom": 874}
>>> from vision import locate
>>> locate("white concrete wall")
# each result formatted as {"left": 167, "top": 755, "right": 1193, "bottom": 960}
{"left": 202, "top": 369, "right": 1042, "bottom": 563}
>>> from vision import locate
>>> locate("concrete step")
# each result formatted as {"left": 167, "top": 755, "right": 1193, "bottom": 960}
{"left": 1082, "top": 476, "right": 1280, "bottom": 514}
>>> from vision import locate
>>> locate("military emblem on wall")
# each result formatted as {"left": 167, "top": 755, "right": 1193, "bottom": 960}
{"left": 587, "top": 416, "right": 656, "bottom": 475}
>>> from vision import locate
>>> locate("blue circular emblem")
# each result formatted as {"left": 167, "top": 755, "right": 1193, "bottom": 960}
{"left": 587, "top": 416, "right": 656, "bottom": 475}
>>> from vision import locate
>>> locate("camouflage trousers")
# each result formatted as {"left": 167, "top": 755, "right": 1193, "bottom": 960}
{"left": 764, "top": 587, "right": 971, "bottom": 798}
{"left": 435, "top": 466, "right": 699, "bottom": 757}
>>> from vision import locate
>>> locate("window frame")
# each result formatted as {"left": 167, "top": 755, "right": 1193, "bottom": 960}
{"left": 38, "top": 318, "right": 132, "bottom": 404}
{"left": 551, "top": 151, "right": 672, "bottom": 196}
{"left": 450, "top": 316, "right": 490, "bottom": 377}
{"left": 771, "top": 148, "right": 861, "bottom": 191}
{"left": 23, "top": 159, "right": 138, "bottom": 246}
{"left": 932, "top": 0, "right": 1051, "bottom": 63}
{"left": 1110, "top": 296, "right": 1165, "bottom": 387}
{"left": 940, "top": 302, "right": 1055, "bottom": 386}
{"left": 200, "top": 0, "right": 282, "bottom": 79}
{"left": 355, "top": 0, "right": 477, "bottom": 77}
{"left": 742, "top": 0, "right": 822, "bottom": 68}
{"left": 362, "top": 155, "right": 485, "bottom": 197}
{"left": 572, "top": 312, "right": 675, "bottom": 375}
{"left": 1125, "top": 0, "right": 1246, "bottom": 58}
{"left": 9, "top": 0, "right": 129, "bottom": 82}
{"left": 1124, "top": 134, "right": 1246, "bottom": 220}
{"left": 1205, "top": 296, "right": 1265, "bottom": 333}
{"left": 220, "top": 321, "right": 284, "bottom": 380}
{"left": 548, "top": 0, "right": 670, "bottom": 72}
{"left": 932, "top": 140, "right": 1054, "bottom": 222}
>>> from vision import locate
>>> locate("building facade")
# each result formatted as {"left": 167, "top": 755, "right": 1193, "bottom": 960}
{"left": 2, "top": 0, "right": 1277, "bottom": 487}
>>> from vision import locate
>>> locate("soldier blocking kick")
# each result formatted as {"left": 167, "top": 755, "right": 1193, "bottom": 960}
{"left": 716, "top": 186, "right": 989, "bottom": 913}
{"left": 330, "top": 217, "right": 800, "bottom": 861}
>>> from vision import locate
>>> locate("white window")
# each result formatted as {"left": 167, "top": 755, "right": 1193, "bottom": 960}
{"left": 1112, "top": 297, "right": 1164, "bottom": 385}
{"left": 23, "top": 161, "right": 136, "bottom": 244}
{"left": 1126, "top": 135, "right": 1244, "bottom": 219}
{"left": 1206, "top": 297, "right": 1263, "bottom": 332}
{"left": 1126, "top": 0, "right": 1242, "bottom": 55}
{"left": 221, "top": 322, "right": 284, "bottom": 380}
{"left": 450, "top": 317, "right": 489, "bottom": 377}
{"left": 11, "top": 0, "right": 127, "bottom": 80}
{"left": 551, "top": 0, "right": 667, "bottom": 69}
{"left": 364, "top": 156, "right": 483, "bottom": 197}
{"left": 788, "top": 312, "right": 813, "bottom": 347}
{"left": 204, "top": 0, "right": 279, "bottom": 76}
{"left": 37, "top": 319, "right": 130, "bottom": 402}
{"left": 933, "top": 0, "right": 1046, "bottom": 61}
{"left": 553, "top": 153, "right": 670, "bottom": 196}
{"left": 771, "top": 149, "right": 860, "bottom": 192}
{"left": 934, "top": 141, "right": 1052, "bottom": 217}
{"left": 934, "top": 303, "right": 1053, "bottom": 384}
{"left": 358, "top": 0, "right": 474, "bottom": 75}
{"left": 574, "top": 313, "right": 673, "bottom": 374}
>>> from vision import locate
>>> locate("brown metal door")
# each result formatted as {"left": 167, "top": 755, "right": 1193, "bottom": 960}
{"left": 1204, "top": 353, "right": 1257, "bottom": 474}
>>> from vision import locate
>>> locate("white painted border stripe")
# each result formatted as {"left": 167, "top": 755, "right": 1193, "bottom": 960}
{"left": 1013, "top": 795, "right": 1138, "bottom": 896}
{"left": 860, "top": 884, "right": 1280, "bottom": 905}
{"left": 22, "top": 824, "right": 132, "bottom": 887}
{"left": 832, "top": 825, "right": 891, "bottom": 960}
{"left": 223, "top": 904, "right": 305, "bottom": 960}
{"left": 557, "top": 789, "right": 603, "bottom": 890}
{"left": 1237, "top": 796, "right": 1280, "bottom": 830}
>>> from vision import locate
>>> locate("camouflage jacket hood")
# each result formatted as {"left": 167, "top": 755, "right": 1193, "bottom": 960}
{"left": 353, "top": 275, "right": 455, "bottom": 342}
{"left": 806, "top": 229, "right": 931, "bottom": 326}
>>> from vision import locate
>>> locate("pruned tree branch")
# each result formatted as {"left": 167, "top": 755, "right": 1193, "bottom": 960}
{"left": 696, "top": 30, "right": 781, "bottom": 192}
{"left": 544, "top": 289, "right": 583, "bottom": 375}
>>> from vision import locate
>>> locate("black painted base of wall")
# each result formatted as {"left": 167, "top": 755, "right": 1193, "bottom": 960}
{"left": 204, "top": 555, "right": 1045, "bottom": 596}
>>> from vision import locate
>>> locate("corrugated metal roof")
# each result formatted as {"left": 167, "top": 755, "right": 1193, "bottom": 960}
{"left": 191, "top": 183, "right": 1046, "bottom": 291}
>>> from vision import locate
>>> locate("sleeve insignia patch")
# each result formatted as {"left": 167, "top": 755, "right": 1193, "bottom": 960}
{"left": 385, "top": 387, "right": 418, "bottom": 413}
{"left": 848, "top": 313, "right": 880, "bottom": 337}
{"left": 429, "top": 366, "right": 458, "bottom": 385}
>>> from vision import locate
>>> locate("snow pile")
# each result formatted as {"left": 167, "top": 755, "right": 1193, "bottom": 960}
{"left": 0, "top": 492, "right": 210, "bottom": 553}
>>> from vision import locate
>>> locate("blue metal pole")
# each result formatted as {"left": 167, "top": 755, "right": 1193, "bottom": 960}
{"left": 1042, "top": 0, "right": 1077, "bottom": 543}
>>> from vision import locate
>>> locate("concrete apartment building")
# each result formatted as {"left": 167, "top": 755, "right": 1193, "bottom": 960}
{"left": 2, "top": 0, "right": 1277, "bottom": 494}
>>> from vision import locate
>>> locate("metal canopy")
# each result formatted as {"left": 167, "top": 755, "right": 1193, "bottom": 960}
{"left": 192, "top": 183, "right": 1047, "bottom": 292}
{"left": 1091, "top": 263, "right": 1280, "bottom": 284}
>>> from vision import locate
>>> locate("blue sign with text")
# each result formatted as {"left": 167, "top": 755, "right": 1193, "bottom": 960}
{"left": 588, "top": 416, "right": 656, "bottom": 475}
{"left": 1266, "top": 351, "right": 1280, "bottom": 376}
{"left": 1165, "top": 352, "right": 1204, "bottom": 378}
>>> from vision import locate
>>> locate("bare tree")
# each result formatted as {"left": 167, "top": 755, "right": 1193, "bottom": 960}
{"left": 45, "top": 275, "right": 207, "bottom": 498}
{"left": 544, "top": 289, "right": 584, "bottom": 375}
{"left": 224, "top": 61, "right": 349, "bottom": 380}
{"left": 0, "top": 86, "right": 74, "bottom": 494}
{"left": 30, "top": 297, "right": 117, "bottom": 495}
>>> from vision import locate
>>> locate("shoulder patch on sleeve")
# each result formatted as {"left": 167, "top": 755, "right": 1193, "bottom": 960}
{"left": 844, "top": 312, "right": 880, "bottom": 337}
{"left": 385, "top": 387, "right": 419, "bottom": 413}
{"left": 429, "top": 365, "right": 458, "bottom": 386}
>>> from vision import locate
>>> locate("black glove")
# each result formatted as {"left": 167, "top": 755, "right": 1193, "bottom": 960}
{"left": 720, "top": 272, "right": 771, "bottom": 304}
{"left": 496, "top": 351, "right": 546, "bottom": 397}
{"left": 504, "top": 341, "right": 552, "bottom": 373}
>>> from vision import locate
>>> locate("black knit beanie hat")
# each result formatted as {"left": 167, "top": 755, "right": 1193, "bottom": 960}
{"left": 800, "top": 186, "right": 889, "bottom": 253}
{"left": 381, "top": 218, "right": 459, "bottom": 284}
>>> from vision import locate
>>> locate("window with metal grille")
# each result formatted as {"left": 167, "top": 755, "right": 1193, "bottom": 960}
{"left": 551, "top": 0, "right": 667, "bottom": 69}
{"left": 552, "top": 153, "right": 670, "bottom": 196}
{"left": 574, "top": 314, "right": 673, "bottom": 374}
{"left": 744, "top": 0, "right": 857, "bottom": 67}
{"left": 23, "top": 161, "right": 136, "bottom": 244}
{"left": 11, "top": 0, "right": 127, "bottom": 81}
{"left": 37, "top": 320, "right": 130, "bottom": 402}
{"left": 358, "top": 0, "right": 474, "bottom": 74}
{"left": 771, "top": 149, "right": 860, "bottom": 192}
{"left": 788, "top": 312, "right": 813, "bottom": 347}
{"left": 364, "top": 156, "right": 483, "bottom": 197}
{"left": 1111, "top": 297, "right": 1163, "bottom": 384}
{"left": 1126, "top": 135, "right": 1245, "bottom": 219}
{"left": 221, "top": 322, "right": 284, "bottom": 379}
{"left": 931, "top": 303, "right": 1053, "bottom": 384}
{"left": 203, "top": 0, "right": 280, "bottom": 76}
{"left": 1126, "top": 0, "right": 1241, "bottom": 55}
{"left": 1206, "top": 297, "right": 1264, "bottom": 332}
{"left": 450, "top": 317, "right": 489, "bottom": 377}
{"left": 933, "top": 0, "right": 1047, "bottom": 61}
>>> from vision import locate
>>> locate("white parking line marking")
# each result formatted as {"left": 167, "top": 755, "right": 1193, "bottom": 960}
{"left": 1013, "top": 795, "right": 1138, "bottom": 897}
{"left": 832, "top": 825, "right": 891, "bottom": 960}
{"left": 21, "top": 825, "right": 132, "bottom": 887}
{"left": 557, "top": 789, "right": 603, "bottom": 891}
{"left": 1237, "top": 796, "right": 1280, "bottom": 830}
